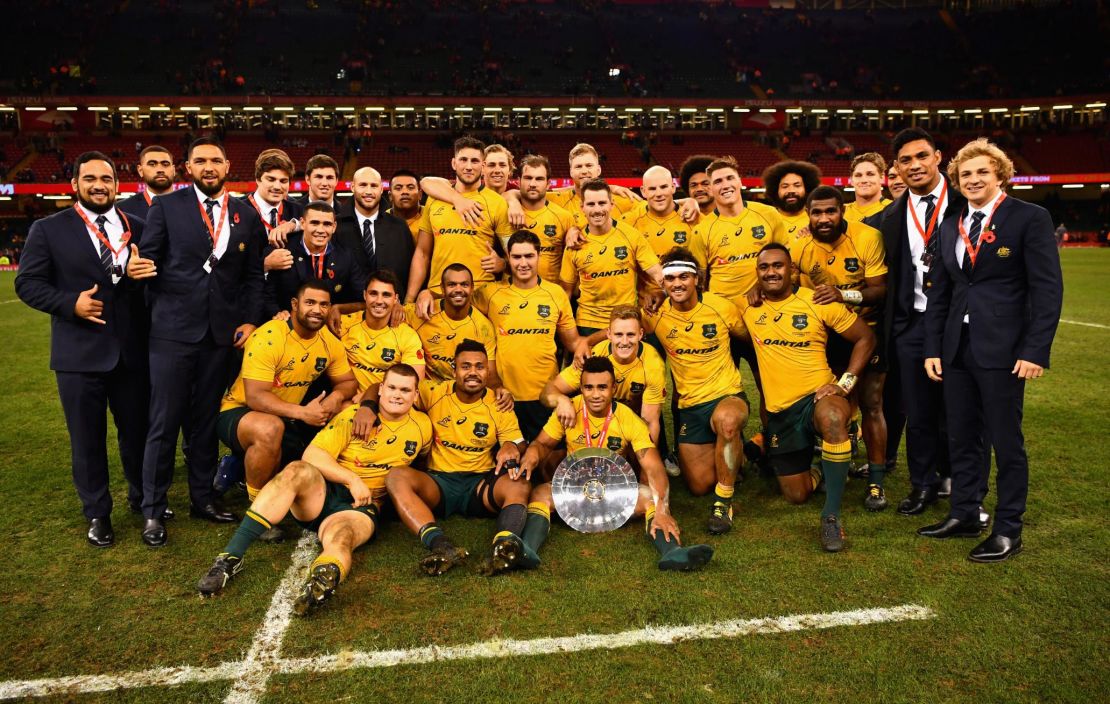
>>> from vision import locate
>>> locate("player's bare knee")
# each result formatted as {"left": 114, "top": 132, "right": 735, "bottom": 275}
{"left": 686, "top": 473, "right": 714, "bottom": 496}
{"left": 281, "top": 460, "right": 316, "bottom": 487}
{"left": 779, "top": 478, "right": 812, "bottom": 504}
{"left": 252, "top": 414, "right": 285, "bottom": 450}
{"left": 530, "top": 483, "right": 553, "bottom": 507}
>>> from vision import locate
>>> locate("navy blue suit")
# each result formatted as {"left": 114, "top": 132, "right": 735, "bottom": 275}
{"left": 138, "top": 186, "right": 265, "bottom": 515}
{"left": 239, "top": 194, "right": 303, "bottom": 232}
{"left": 925, "top": 195, "right": 1062, "bottom": 537}
{"left": 15, "top": 207, "right": 151, "bottom": 519}
{"left": 118, "top": 191, "right": 156, "bottom": 221}
{"left": 263, "top": 234, "right": 366, "bottom": 318}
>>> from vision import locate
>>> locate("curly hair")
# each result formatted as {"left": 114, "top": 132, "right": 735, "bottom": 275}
{"left": 761, "top": 160, "right": 822, "bottom": 208}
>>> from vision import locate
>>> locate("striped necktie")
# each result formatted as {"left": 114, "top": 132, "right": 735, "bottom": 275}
{"left": 963, "top": 211, "right": 985, "bottom": 274}
{"left": 95, "top": 215, "right": 114, "bottom": 276}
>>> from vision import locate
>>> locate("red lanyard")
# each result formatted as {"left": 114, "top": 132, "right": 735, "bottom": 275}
{"left": 74, "top": 205, "right": 132, "bottom": 259}
{"left": 248, "top": 193, "right": 283, "bottom": 233}
{"left": 958, "top": 193, "right": 1007, "bottom": 268}
{"left": 142, "top": 190, "right": 152, "bottom": 207}
{"left": 197, "top": 194, "right": 229, "bottom": 251}
{"left": 909, "top": 181, "right": 947, "bottom": 245}
{"left": 581, "top": 403, "right": 615, "bottom": 449}
{"left": 309, "top": 251, "right": 325, "bottom": 278}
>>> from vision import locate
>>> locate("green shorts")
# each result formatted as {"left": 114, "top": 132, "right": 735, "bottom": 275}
{"left": 767, "top": 393, "right": 818, "bottom": 477}
{"left": 577, "top": 325, "right": 604, "bottom": 338}
{"left": 430, "top": 470, "right": 498, "bottom": 518}
{"left": 676, "top": 392, "right": 749, "bottom": 445}
{"left": 217, "top": 406, "right": 317, "bottom": 464}
{"left": 294, "top": 480, "right": 381, "bottom": 533}
{"left": 827, "top": 330, "right": 887, "bottom": 374}
{"left": 514, "top": 400, "right": 551, "bottom": 443}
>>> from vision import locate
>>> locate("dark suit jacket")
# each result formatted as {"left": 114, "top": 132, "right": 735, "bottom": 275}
{"left": 297, "top": 195, "right": 347, "bottom": 213}
{"left": 118, "top": 191, "right": 155, "bottom": 220}
{"left": 924, "top": 196, "right": 1062, "bottom": 368}
{"left": 15, "top": 208, "right": 149, "bottom": 372}
{"left": 263, "top": 234, "right": 367, "bottom": 317}
{"left": 877, "top": 180, "right": 967, "bottom": 348}
{"left": 138, "top": 186, "right": 265, "bottom": 345}
{"left": 333, "top": 203, "right": 415, "bottom": 294}
{"left": 239, "top": 194, "right": 304, "bottom": 229}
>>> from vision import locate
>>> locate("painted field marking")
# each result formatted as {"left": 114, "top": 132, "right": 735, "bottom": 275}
{"left": 0, "top": 603, "right": 935, "bottom": 701}
{"left": 1060, "top": 318, "right": 1110, "bottom": 330}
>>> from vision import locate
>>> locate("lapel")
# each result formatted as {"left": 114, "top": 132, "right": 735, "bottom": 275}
{"left": 884, "top": 194, "right": 910, "bottom": 273}
{"left": 64, "top": 207, "right": 104, "bottom": 265}
{"left": 969, "top": 195, "right": 1016, "bottom": 276}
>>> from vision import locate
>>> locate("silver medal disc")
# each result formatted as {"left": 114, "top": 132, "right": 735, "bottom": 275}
{"left": 551, "top": 448, "right": 639, "bottom": 533}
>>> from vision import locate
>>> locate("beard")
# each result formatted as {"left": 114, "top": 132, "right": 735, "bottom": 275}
{"left": 77, "top": 193, "right": 113, "bottom": 215}
{"left": 193, "top": 175, "right": 227, "bottom": 197}
{"left": 778, "top": 195, "right": 806, "bottom": 214}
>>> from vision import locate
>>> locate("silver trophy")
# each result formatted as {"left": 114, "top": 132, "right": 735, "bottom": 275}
{"left": 551, "top": 448, "right": 639, "bottom": 533}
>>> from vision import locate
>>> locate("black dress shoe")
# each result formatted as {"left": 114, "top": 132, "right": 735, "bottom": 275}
{"left": 968, "top": 534, "right": 1022, "bottom": 563}
{"left": 897, "top": 486, "right": 938, "bottom": 515}
{"left": 190, "top": 502, "right": 238, "bottom": 524}
{"left": 129, "top": 502, "right": 175, "bottom": 520}
{"left": 917, "top": 517, "right": 983, "bottom": 539}
{"left": 936, "top": 476, "right": 953, "bottom": 499}
{"left": 142, "top": 518, "right": 167, "bottom": 547}
{"left": 87, "top": 517, "right": 114, "bottom": 548}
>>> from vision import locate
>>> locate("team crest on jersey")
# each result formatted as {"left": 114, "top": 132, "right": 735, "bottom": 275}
{"left": 844, "top": 258, "right": 860, "bottom": 273}
{"left": 614, "top": 246, "right": 628, "bottom": 260}
{"left": 437, "top": 415, "right": 452, "bottom": 427}
{"left": 752, "top": 225, "right": 767, "bottom": 240}
{"left": 756, "top": 313, "right": 767, "bottom": 325}
{"left": 314, "top": 357, "right": 327, "bottom": 373}
{"left": 544, "top": 224, "right": 557, "bottom": 236}
{"left": 404, "top": 440, "right": 418, "bottom": 456}
{"left": 792, "top": 314, "right": 808, "bottom": 330}
{"left": 630, "top": 382, "right": 646, "bottom": 395}
{"left": 674, "top": 231, "right": 687, "bottom": 244}
{"left": 702, "top": 323, "right": 717, "bottom": 339}
{"left": 666, "top": 328, "right": 679, "bottom": 339}
{"left": 537, "top": 304, "right": 551, "bottom": 318}
{"left": 499, "top": 305, "right": 511, "bottom": 315}
{"left": 381, "top": 348, "right": 396, "bottom": 362}
{"left": 429, "top": 334, "right": 441, "bottom": 343}
{"left": 606, "top": 436, "right": 623, "bottom": 452}
{"left": 473, "top": 422, "right": 489, "bottom": 438}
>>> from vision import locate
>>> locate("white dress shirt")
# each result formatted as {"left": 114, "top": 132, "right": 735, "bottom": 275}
{"left": 956, "top": 189, "right": 1004, "bottom": 322}
{"left": 195, "top": 185, "right": 232, "bottom": 268}
{"left": 355, "top": 207, "right": 380, "bottom": 255}
{"left": 77, "top": 202, "right": 129, "bottom": 284}
{"left": 251, "top": 190, "right": 281, "bottom": 227}
{"left": 905, "top": 179, "right": 947, "bottom": 312}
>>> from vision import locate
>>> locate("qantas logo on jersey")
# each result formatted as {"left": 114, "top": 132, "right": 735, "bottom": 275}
{"left": 759, "top": 338, "right": 811, "bottom": 348}
{"left": 438, "top": 227, "right": 480, "bottom": 237}
{"left": 715, "top": 252, "right": 759, "bottom": 265}
{"left": 430, "top": 353, "right": 454, "bottom": 364}
{"left": 583, "top": 268, "right": 630, "bottom": 281}
{"left": 500, "top": 327, "right": 549, "bottom": 335}
{"left": 438, "top": 439, "right": 487, "bottom": 453}
{"left": 674, "top": 345, "right": 720, "bottom": 355}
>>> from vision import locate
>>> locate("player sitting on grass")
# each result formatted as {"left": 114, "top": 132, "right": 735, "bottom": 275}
{"left": 384, "top": 339, "right": 531, "bottom": 576}
{"left": 515, "top": 356, "right": 714, "bottom": 572}
{"left": 197, "top": 364, "right": 432, "bottom": 614}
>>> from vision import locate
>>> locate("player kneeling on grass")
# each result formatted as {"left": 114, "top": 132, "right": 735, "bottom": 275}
{"left": 384, "top": 339, "right": 532, "bottom": 576}
{"left": 518, "top": 356, "right": 714, "bottom": 571}
{"left": 737, "top": 243, "right": 876, "bottom": 552}
{"left": 198, "top": 364, "right": 432, "bottom": 614}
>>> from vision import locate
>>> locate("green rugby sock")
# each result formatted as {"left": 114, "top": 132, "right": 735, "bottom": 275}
{"left": 495, "top": 503, "right": 527, "bottom": 540}
{"left": 419, "top": 522, "right": 448, "bottom": 551}
{"left": 223, "top": 510, "right": 271, "bottom": 560}
{"left": 519, "top": 502, "right": 550, "bottom": 569}
{"left": 821, "top": 440, "right": 852, "bottom": 518}
{"left": 645, "top": 506, "right": 679, "bottom": 555}
{"left": 868, "top": 462, "right": 886, "bottom": 488}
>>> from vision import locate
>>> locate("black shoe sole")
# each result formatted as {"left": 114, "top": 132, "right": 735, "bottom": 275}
{"left": 968, "top": 545, "right": 1022, "bottom": 563}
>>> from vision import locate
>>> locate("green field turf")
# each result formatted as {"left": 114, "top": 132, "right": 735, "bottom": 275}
{"left": 0, "top": 249, "right": 1107, "bottom": 703}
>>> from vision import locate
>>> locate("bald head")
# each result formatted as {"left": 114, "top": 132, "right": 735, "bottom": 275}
{"left": 352, "top": 166, "right": 383, "bottom": 216}
{"left": 641, "top": 165, "right": 676, "bottom": 215}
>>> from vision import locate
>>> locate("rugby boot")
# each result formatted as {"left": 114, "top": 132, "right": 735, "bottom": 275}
{"left": 820, "top": 514, "right": 845, "bottom": 553}
{"left": 658, "top": 543, "right": 714, "bottom": 572}
{"left": 197, "top": 554, "right": 243, "bottom": 597}
{"left": 292, "top": 563, "right": 341, "bottom": 616}
{"left": 864, "top": 484, "right": 888, "bottom": 512}
{"left": 420, "top": 542, "right": 470, "bottom": 576}
{"left": 479, "top": 533, "right": 525, "bottom": 576}
{"left": 706, "top": 501, "right": 733, "bottom": 535}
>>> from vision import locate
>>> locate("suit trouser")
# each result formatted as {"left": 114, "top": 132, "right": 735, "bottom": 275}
{"left": 883, "top": 349, "right": 906, "bottom": 464}
{"left": 56, "top": 360, "right": 149, "bottom": 519}
{"left": 142, "top": 334, "right": 233, "bottom": 517}
{"left": 893, "top": 314, "right": 950, "bottom": 490}
{"left": 944, "top": 329, "right": 1028, "bottom": 538}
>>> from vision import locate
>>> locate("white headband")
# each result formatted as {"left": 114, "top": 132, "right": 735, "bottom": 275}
{"left": 662, "top": 262, "right": 699, "bottom": 277}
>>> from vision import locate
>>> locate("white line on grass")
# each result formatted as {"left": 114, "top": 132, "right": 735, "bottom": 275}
{"left": 223, "top": 532, "right": 318, "bottom": 704}
{"left": 1060, "top": 318, "right": 1110, "bottom": 330}
{"left": 0, "top": 603, "right": 934, "bottom": 701}
{"left": 0, "top": 299, "right": 20, "bottom": 305}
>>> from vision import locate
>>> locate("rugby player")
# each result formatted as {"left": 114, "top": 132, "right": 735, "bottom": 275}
{"left": 737, "top": 243, "right": 876, "bottom": 551}
{"left": 762, "top": 160, "right": 822, "bottom": 240}
{"left": 385, "top": 340, "right": 531, "bottom": 576}
{"left": 340, "top": 271, "right": 425, "bottom": 396}
{"left": 622, "top": 165, "right": 704, "bottom": 264}
{"left": 886, "top": 164, "right": 908, "bottom": 201}
{"left": 198, "top": 364, "right": 431, "bottom": 614}
{"left": 515, "top": 154, "right": 577, "bottom": 283}
{"left": 302, "top": 154, "right": 342, "bottom": 211}
{"left": 844, "top": 153, "right": 893, "bottom": 223}
{"left": 518, "top": 357, "right": 714, "bottom": 572}
{"left": 246, "top": 149, "right": 302, "bottom": 277}
{"left": 560, "top": 179, "right": 663, "bottom": 336}
{"left": 119, "top": 145, "right": 176, "bottom": 219}
{"left": 643, "top": 249, "right": 749, "bottom": 535}
{"left": 791, "top": 186, "right": 889, "bottom": 509}
{"left": 678, "top": 154, "right": 717, "bottom": 218}
{"left": 482, "top": 144, "right": 514, "bottom": 194}
{"left": 386, "top": 169, "right": 423, "bottom": 243}
{"left": 407, "top": 137, "right": 513, "bottom": 301}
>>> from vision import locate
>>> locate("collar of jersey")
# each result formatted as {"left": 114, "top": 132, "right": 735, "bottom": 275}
{"left": 284, "top": 319, "right": 321, "bottom": 347}
{"left": 449, "top": 383, "right": 490, "bottom": 408}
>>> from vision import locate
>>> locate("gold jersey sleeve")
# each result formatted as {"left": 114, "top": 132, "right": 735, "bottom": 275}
{"left": 422, "top": 189, "right": 513, "bottom": 295}
{"left": 622, "top": 202, "right": 700, "bottom": 262}
{"left": 558, "top": 339, "right": 666, "bottom": 407}
{"left": 541, "top": 397, "right": 655, "bottom": 455}
{"left": 221, "top": 320, "right": 350, "bottom": 412}
{"left": 740, "top": 287, "right": 858, "bottom": 413}
{"left": 341, "top": 315, "right": 426, "bottom": 392}
{"left": 420, "top": 382, "right": 523, "bottom": 473}
{"left": 405, "top": 303, "right": 498, "bottom": 384}
{"left": 475, "top": 281, "right": 576, "bottom": 400}
{"left": 643, "top": 292, "right": 745, "bottom": 408}
{"left": 844, "top": 198, "right": 891, "bottom": 223}
{"left": 522, "top": 200, "right": 575, "bottom": 283}
{"left": 310, "top": 405, "right": 433, "bottom": 492}
{"left": 560, "top": 220, "right": 660, "bottom": 329}
{"left": 793, "top": 221, "right": 887, "bottom": 323}
{"left": 697, "top": 205, "right": 786, "bottom": 299}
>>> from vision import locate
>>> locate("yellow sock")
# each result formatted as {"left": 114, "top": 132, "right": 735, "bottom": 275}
{"left": 809, "top": 466, "right": 822, "bottom": 490}
{"left": 310, "top": 554, "right": 347, "bottom": 583}
{"left": 821, "top": 439, "right": 853, "bottom": 464}
{"left": 527, "top": 501, "right": 551, "bottom": 520}
{"left": 714, "top": 483, "right": 734, "bottom": 502}
{"left": 492, "top": 530, "right": 514, "bottom": 544}
{"left": 645, "top": 505, "right": 656, "bottom": 530}
{"left": 244, "top": 509, "right": 271, "bottom": 530}
{"left": 246, "top": 484, "right": 261, "bottom": 502}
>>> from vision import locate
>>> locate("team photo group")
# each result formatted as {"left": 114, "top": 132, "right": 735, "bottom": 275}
{"left": 15, "top": 125, "right": 1063, "bottom": 616}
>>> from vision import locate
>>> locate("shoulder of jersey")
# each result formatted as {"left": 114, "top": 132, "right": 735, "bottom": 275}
{"left": 746, "top": 201, "right": 780, "bottom": 221}
{"left": 701, "top": 290, "right": 737, "bottom": 312}
{"left": 256, "top": 319, "right": 289, "bottom": 337}
{"left": 846, "top": 219, "right": 882, "bottom": 239}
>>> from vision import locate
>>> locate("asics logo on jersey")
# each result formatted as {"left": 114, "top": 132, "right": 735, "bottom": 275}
{"left": 300, "top": 352, "right": 310, "bottom": 363}
{"left": 684, "top": 322, "right": 695, "bottom": 332}
{"left": 519, "top": 302, "right": 529, "bottom": 309}
{"left": 456, "top": 416, "right": 468, "bottom": 425}
{"left": 446, "top": 333, "right": 457, "bottom": 340}
{"left": 386, "top": 436, "right": 398, "bottom": 444}
{"left": 598, "top": 246, "right": 607, "bottom": 255}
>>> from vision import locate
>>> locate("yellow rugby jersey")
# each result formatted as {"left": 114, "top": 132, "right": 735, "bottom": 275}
{"left": 559, "top": 339, "right": 666, "bottom": 407}
{"left": 643, "top": 292, "right": 745, "bottom": 408}
{"left": 221, "top": 320, "right": 349, "bottom": 412}
{"left": 776, "top": 208, "right": 810, "bottom": 239}
{"left": 560, "top": 220, "right": 660, "bottom": 328}
{"left": 696, "top": 204, "right": 786, "bottom": 299}
{"left": 421, "top": 188, "right": 513, "bottom": 294}
{"left": 791, "top": 221, "right": 888, "bottom": 324}
{"left": 404, "top": 302, "right": 498, "bottom": 383}
{"left": 521, "top": 199, "right": 576, "bottom": 283}
{"left": 550, "top": 188, "right": 638, "bottom": 225}
{"left": 844, "top": 198, "right": 891, "bottom": 223}
{"left": 541, "top": 398, "right": 654, "bottom": 455}
{"left": 739, "top": 287, "right": 858, "bottom": 413}
{"left": 387, "top": 206, "right": 423, "bottom": 243}
{"left": 310, "top": 405, "right": 433, "bottom": 493}
{"left": 419, "top": 381, "right": 524, "bottom": 473}
{"left": 339, "top": 313, "right": 425, "bottom": 392}
{"left": 472, "top": 280, "right": 576, "bottom": 400}
{"left": 622, "top": 202, "right": 705, "bottom": 267}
